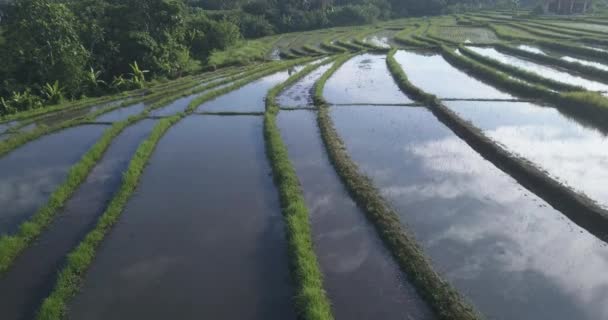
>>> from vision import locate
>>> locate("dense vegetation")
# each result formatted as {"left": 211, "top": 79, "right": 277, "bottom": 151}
{"left": 0, "top": 0, "right": 517, "bottom": 115}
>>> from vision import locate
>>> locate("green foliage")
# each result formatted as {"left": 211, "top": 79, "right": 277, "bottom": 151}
{"left": 41, "top": 81, "right": 64, "bottom": 105}
{"left": 128, "top": 62, "right": 149, "bottom": 89}
{"left": 264, "top": 61, "right": 336, "bottom": 320}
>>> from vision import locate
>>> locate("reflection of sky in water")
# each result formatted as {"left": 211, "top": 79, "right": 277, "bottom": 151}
{"left": 562, "top": 56, "right": 608, "bottom": 71}
{"left": 277, "top": 63, "right": 333, "bottom": 108}
{"left": 445, "top": 100, "right": 608, "bottom": 210}
{"left": 331, "top": 105, "right": 608, "bottom": 320}
{"left": 468, "top": 47, "right": 608, "bottom": 92}
{"left": 517, "top": 44, "right": 608, "bottom": 72}
{"left": 324, "top": 54, "right": 413, "bottom": 104}
{"left": 364, "top": 36, "right": 390, "bottom": 48}
{"left": 198, "top": 67, "right": 304, "bottom": 112}
{"left": 0, "top": 125, "right": 106, "bottom": 235}
{"left": 277, "top": 110, "right": 433, "bottom": 319}
{"left": 517, "top": 45, "right": 546, "bottom": 55}
{"left": 394, "top": 50, "right": 513, "bottom": 99}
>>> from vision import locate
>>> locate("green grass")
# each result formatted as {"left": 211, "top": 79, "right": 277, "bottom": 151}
{"left": 36, "top": 115, "right": 182, "bottom": 320}
{"left": 264, "top": 60, "right": 336, "bottom": 320}
{"left": 313, "top": 57, "right": 480, "bottom": 320}
{"left": 0, "top": 113, "right": 148, "bottom": 274}
{"left": 386, "top": 49, "right": 437, "bottom": 104}
{"left": 35, "top": 57, "right": 317, "bottom": 320}
{"left": 208, "top": 35, "right": 281, "bottom": 68}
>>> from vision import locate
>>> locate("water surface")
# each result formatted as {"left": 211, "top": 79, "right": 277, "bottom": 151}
{"left": 331, "top": 105, "right": 608, "bottom": 320}
{"left": 324, "top": 54, "right": 413, "bottom": 104}
{"left": 394, "top": 50, "right": 513, "bottom": 99}
{"left": 278, "top": 110, "right": 433, "bottom": 320}
{"left": 94, "top": 102, "right": 146, "bottom": 122}
{"left": 68, "top": 116, "right": 295, "bottom": 320}
{"left": 277, "top": 64, "right": 333, "bottom": 108}
{"left": 0, "top": 125, "right": 106, "bottom": 235}
{"left": 445, "top": 100, "right": 608, "bottom": 210}
{"left": 149, "top": 83, "right": 232, "bottom": 117}
{"left": 0, "top": 119, "right": 156, "bottom": 320}
{"left": 198, "top": 67, "right": 304, "bottom": 113}
{"left": 468, "top": 46, "right": 608, "bottom": 92}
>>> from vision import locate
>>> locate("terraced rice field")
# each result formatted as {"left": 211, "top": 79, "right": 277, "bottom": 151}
{"left": 3, "top": 11, "right": 608, "bottom": 320}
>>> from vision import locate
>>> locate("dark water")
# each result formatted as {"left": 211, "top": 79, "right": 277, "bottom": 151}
{"left": 277, "top": 110, "right": 434, "bottom": 320}
{"left": 324, "top": 54, "right": 413, "bottom": 104}
{"left": 150, "top": 83, "right": 234, "bottom": 117}
{"left": 94, "top": 102, "right": 146, "bottom": 122}
{"left": 198, "top": 67, "right": 304, "bottom": 113}
{"left": 0, "top": 120, "right": 18, "bottom": 134}
{"left": 330, "top": 105, "right": 608, "bottom": 320}
{"left": 277, "top": 64, "right": 333, "bottom": 108}
{"left": 34, "top": 100, "right": 123, "bottom": 128}
{"left": 0, "top": 119, "right": 156, "bottom": 320}
{"left": 468, "top": 46, "right": 608, "bottom": 92}
{"left": 445, "top": 100, "right": 608, "bottom": 210}
{"left": 393, "top": 50, "right": 514, "bottom": 99}
{"left": 0, "top": 125, "right": 107, "bottom": 235}
{"left": 68, "top": 116, "right": 296, "bottom": 320}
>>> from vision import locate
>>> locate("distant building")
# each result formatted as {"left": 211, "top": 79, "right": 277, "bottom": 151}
{"left": 542, "top": 0, "right": 592, "bottom": 14}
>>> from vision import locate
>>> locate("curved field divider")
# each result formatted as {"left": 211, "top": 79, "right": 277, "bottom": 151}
{"left": 264, "top": 59, "right": 337, "bottom": 320}
{"left": 0, "top": 60, "right": 307, "bottom": 274}
{"left": 444, "top": 45, "right": 608, "bottom": 128}
{"left": 459, "top": 45, "right": 584, "bottom": 91}
{"left": 314, "top": 52, "right": 480, "bottom": 320}
{"left": 34, "top": 57, "right": 315, "bottom": 320}
{"left": 387, "top": 48, "right": 608, "bottom": 244}
{"left": 494, "top": 43, "right": 608, "bottom": 84}
{"left": 36, "top": 115, "right": 182, "bottom": 320}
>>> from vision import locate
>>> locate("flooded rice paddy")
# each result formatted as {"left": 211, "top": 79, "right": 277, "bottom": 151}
{"left": 393, "top": 50, "right": 514, "bottom": 99}
{"left": 94, "top": 102, "right": 146, "bottom": 122}
{"left": 444, "top": 100, "right": 608, "bottom": 210}
{"left": 0, "top": 125, "right": 106, "bottom": 235}
{"left": 277, "top": 110, "right": 433, "bottom": 320}
{"left": 198, "top": 67, "right": 304, "bottom": 113}
{"left": 0, "top": 119, "right": 157, "bottom": 320}
{"left": 330, "top": 105, "right": 608, "bottom": 320}
{"left": 67, "top": 116, "right": 295, "bottom": 320}
{"left": 516, "top": 45, "right": 608, "bottom": 71}
{"left": 277, "top": 63, "right": 333, "bottom": 108}
{"left": 468, "top": 46, "right": 608, "bottom": 92}
{"left": 324, "top": 54, "right": 413, "bottom": 104}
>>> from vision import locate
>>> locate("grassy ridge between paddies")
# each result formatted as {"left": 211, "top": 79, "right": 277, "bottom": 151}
{"left": 458, "top": 45, "right": 584, "bottom": 92}
{"left": 264, "top": 59, "right": 337, "bottom": 320}
{"left": 0, "top": 62, "right": 271, "bottom": 158}
{"left": 387, "top": 48, "right": 608, "bottom": 243}
{"left": 0, "top": 72, "right": 227, "bottom": 159}
{"left": 493, "top": 43, "right": 608, "bottom": 84}
{"left": 0, "top": 59, "right": 311, "bottom": 274}
{"left": 36, "top": 115, "right": 182, "bottom": 320}
{"left": 447, "top": 45, "right": 608, "bottom": 128}
{"left": 36, "top": 57, "right": 315, "bottom": 320}
{"left": 314, "top": 52, "right": 480, "bottom": 320}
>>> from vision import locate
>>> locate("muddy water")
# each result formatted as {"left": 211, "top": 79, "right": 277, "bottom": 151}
{"left": 277, "top": 110, "right": 434, "bottom": 320}
{"left": 393, "top": 50, "right": 513, "bottom": 99}
{"left": 330, "top": 106, "right": 608, "bottom": 320}
{"left": 68, "top": 116, "right": 295, "bottom": 320}
{"left": 324, "top": 54, "right": 413, "bottom": 104}
{"left": 0, "top": 125, "right": 107, "bottom": 235}
{"left": 94, "top": 102, "right": 146, "bottom": 122}
{"left": 444, "top": 100, "right": 608, "bottom": 210}
{"left": 468, "top": 46, "right": 608, "bottom": 92}
{"left": 197, "top": 67, "right": 304, "bottom": 113}
{"left": 0, "top": 119, "right": 156, "bottom": 320}
{"left": 277, "top": 64, "right": 333, "bottom": 108}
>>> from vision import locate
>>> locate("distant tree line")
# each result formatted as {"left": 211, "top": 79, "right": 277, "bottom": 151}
{"left": 0, "top": 0, "right": 503, "bottom": 115}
